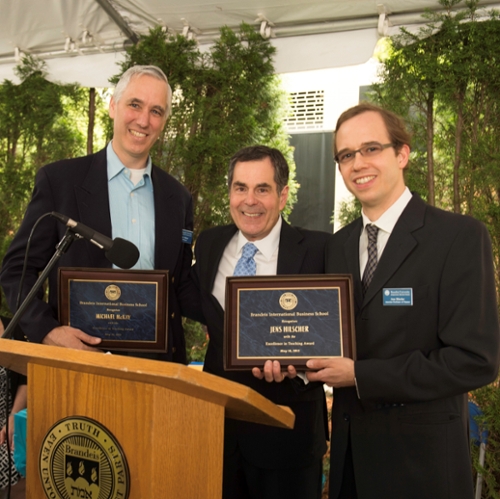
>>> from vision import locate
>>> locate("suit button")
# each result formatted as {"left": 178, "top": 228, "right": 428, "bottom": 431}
{"left": 172, "top": 347, "right": 176, "bottom": 353}
{"left": 171, "top": 312, "right": 175, "bottom": 319}
{"left": 171, "top": 276, "right": 175, "bottom": 283}
{"left": 343, "top": 413, "right": 350, "bottom": 422}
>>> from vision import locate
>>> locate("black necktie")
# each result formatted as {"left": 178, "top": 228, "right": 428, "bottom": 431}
{"left": 362, "top": 224, "right": 379, "bottom": 294}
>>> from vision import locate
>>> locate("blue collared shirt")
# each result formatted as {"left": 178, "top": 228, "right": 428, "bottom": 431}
{"left": 107, "top": 142, "right": 155, "bottom": 269}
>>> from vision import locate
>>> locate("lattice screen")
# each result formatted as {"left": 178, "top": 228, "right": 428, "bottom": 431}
{"left": 285, "top": 90, "right": 325, "bottom": 131}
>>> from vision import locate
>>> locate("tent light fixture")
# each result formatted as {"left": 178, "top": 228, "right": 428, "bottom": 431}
{"left": 256, "top": 14, "right": 275, "bottom": 39}
{"left": 377, "top": 4, "right": 391, "bottom": 36}
{"left": 82, "top": 30, "right": 93, "bottom": 44}
{"left": 14, "top": 47, "right": 24, "bottom": 62}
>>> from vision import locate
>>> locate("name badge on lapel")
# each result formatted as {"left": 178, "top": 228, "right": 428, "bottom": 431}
{"left": 383, "top": 288, "right": 413, "bottom": 306}
{"left": 182, "top": 229, "right": 193, "bottom": 244}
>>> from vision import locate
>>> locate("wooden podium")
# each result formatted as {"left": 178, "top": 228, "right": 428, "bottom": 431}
{"left": 0, "top": 338, "right": 294, "bottom": 499}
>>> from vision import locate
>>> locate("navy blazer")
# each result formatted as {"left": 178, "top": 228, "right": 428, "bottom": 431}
{"left": 327, "top": 194, "right": 500, "bottom": 499}
{"left": 0, "top": 148, "right": 199, "bottom": 363}
{"left": 193, "top": 220, "right": 331, "bottom": 468}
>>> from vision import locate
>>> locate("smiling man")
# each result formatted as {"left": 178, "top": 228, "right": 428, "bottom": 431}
{"left": 0, "top": 65, "right": 200, "bottom": 362}
{"left": 193, "top": 145, "right": 331, "bottom": 499}
{"left": 108, "top": 70, "right": 168, "bottom": 169}
{"left": 306, "top": 103, "right": 500, "bottom": 499}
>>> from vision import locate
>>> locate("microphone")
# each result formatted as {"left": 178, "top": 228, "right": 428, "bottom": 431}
{"left": 50, "top": 212, "right": 140, "bottom": 269}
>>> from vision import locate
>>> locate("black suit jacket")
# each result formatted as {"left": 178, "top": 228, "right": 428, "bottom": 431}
{"left": 193, "top": 220, "right": 331, "bottom": 468}
{"left": 327, "top": 195, "right": 500, "bottom": 499}
{"left": 0, "top": 148, "right": 199, "bottom": 363}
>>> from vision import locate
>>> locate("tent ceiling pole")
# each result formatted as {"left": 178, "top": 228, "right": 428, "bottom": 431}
{"left": 94, "top": 0, "right": 139, "bottom": 45}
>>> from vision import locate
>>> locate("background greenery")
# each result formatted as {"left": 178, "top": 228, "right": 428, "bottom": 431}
{"left": 108, "top": 23, "right": 298, "bottom": 237}
{"left": 0, "top": 56, "right": 90, "bottom": 257}
{"left": 372, "top": 0, "right": 500, "bottom": 289}
{"left": 471, "top": 381, "right": 500, "bottom": 498}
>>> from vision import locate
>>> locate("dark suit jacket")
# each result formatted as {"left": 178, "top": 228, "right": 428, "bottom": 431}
{"left": 193, "top": 220, "right": 331, "bottom": 469}
{"left": 0, "top": 148, "right": 199, "bottom": 363}
{"left": 327, "top": 195, "right": 500, "bottom": 499}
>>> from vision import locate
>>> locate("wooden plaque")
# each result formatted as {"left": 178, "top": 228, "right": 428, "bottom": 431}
{"left": 224, "top": 274, "right": 356, "bottom": 370}
{"left": 58, "top": 267, "right": 168, "bottom": 352}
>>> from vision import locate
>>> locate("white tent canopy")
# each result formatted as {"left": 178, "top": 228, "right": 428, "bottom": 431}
{"left": 0, "top": 0, "right": 498, "bottom": 86}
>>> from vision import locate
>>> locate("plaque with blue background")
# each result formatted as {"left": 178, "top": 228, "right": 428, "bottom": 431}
{"left": 224, "top": 274, "right": 355, "bottom": 370}
{"left": 58, "top": 268, "right": 168, "bottom": 352}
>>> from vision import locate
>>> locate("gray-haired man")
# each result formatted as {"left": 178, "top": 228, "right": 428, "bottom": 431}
{"left": 1, "top": 65, "right": 200, "bottom": 362}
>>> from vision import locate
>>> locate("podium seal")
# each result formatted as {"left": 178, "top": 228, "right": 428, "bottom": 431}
{"left": 39, "top": 416, "right": 130, "bottom": 499}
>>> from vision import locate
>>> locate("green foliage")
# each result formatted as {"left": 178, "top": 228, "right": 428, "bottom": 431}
{"left": 333, "top": 197, "right": 362, "bottom": 229}
{"left": 111, "top": 24, "right": 298, "bottom": 237}
{"left": 0, "top": 56, "right": 87, "bottom": 257}
{"left": 183, "top": 318, "right": 208, "bottom": 363}
{"left": 470, "top": 383, "right": 500, "bottom": 498}
{"left": 371, "top": 0, "right": 500, "bottom": 283}
{"left": 0, "top": 56, "right": 89, "bottom": 316}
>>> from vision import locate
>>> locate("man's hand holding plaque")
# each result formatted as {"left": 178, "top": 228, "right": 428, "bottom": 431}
{"left": 251, "top": 360, "right": 298, "bottom": 383}
{"left": 305, "top": 358, "right": 356, "bottom": 388}
{"left": 42, "top": 325, "right": 103, "bottom": 352}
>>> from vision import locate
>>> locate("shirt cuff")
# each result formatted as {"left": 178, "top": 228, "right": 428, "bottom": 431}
{"left": 354, "top": 376, "right": 360, "bottom": 399}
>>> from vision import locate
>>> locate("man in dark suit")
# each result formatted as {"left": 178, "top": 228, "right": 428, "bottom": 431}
{"left": 306, "top": 103, "right": 500, "bottom": 498}
{"left": 193, "top": 145, "right": 330, "bottom": 499}
{"left": 0, "top": 65, "right": 198, "bottom": 363}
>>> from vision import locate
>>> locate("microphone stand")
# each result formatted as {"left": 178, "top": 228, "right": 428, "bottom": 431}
{"left": 0, "top": 230, "right": 79, "bottom": 499}
{"left": 2, "top": 228, "right": 80, "bottom": 339}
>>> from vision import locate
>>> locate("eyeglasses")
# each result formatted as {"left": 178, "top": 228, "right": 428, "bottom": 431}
{"left": 335, "top": 143, "right": 394, "bottom": 165}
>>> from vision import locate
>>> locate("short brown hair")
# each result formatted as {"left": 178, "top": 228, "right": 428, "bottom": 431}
{"left": 228, "top": 145, "right": 289, "bottom": 195}
{"left": 333, "top": 102, "right": 412, "bottom": 159}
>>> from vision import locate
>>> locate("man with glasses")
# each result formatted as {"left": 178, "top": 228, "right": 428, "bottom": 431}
{"left": 306, "top": 102, "right": 500, "bottom": 498}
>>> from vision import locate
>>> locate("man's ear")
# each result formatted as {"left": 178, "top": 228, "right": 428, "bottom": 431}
{"left": 397, "top": 144, "right": 410, "bottom": 169}
{"left": 108, "top": 97, "right": 116, "bottom": 119}
{"left": 279, "top": 185, "right": 289, "bottom": 211}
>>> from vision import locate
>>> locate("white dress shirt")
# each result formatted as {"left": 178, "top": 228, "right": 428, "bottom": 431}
{"left": 212, "top": 217, "right": 282, "bottom": 309}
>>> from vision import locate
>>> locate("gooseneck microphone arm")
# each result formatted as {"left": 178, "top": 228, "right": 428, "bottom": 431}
{"left": 2, "top": 229, "right": 79, "bottom": 339}
{"left": 50, "top": 212, "right": 140, "bottom": 270}
{"left": 50, "top": 212, "right": 114, "bottom": 251}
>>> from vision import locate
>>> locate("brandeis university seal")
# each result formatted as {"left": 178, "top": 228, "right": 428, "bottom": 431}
{"left": 39, "top": 416, "right": 130, "bottom": 499}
